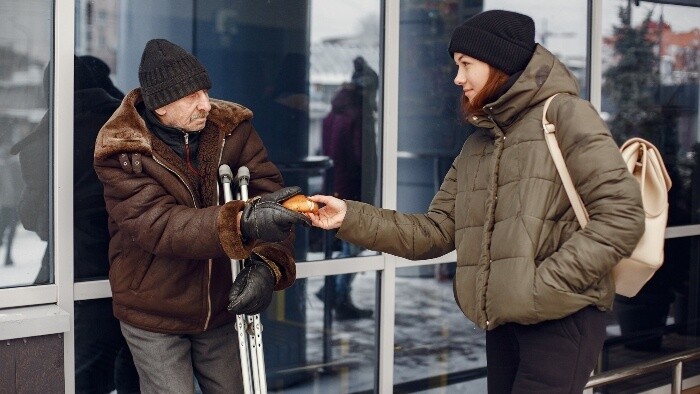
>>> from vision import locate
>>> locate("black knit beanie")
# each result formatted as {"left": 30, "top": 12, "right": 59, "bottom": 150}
{"left": 448, "top": 10, "right": 536, "bottom": 75}
{"left": 138, "top": 39, "right": 212, "bottom": 110}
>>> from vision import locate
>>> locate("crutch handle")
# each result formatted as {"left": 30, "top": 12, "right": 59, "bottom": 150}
{"left": 218, "top": 165, "right": 235, "bottom": 202}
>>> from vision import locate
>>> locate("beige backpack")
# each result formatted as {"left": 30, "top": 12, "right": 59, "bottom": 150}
{"left": 542, "top": 94, "right": 672, "bottom": 298}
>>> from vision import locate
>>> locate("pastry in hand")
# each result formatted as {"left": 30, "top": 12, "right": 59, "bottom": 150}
{"left": 282, "top": 194, "right": 319, "bottom": 214}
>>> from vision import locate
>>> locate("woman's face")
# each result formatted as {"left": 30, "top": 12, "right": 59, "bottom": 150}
{"left": 453, "top": 53, "right": 490, "bottom": 101}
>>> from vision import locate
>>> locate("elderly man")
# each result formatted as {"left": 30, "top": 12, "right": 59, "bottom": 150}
{"left": 93, "top": 38, "right": 308, "bottom": 393}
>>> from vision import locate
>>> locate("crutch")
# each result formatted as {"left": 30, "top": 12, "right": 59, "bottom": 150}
{"left": 219, "top": 164, "right": 267, "bottom": 394}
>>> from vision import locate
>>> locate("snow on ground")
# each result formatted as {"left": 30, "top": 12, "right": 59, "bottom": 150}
{"left": 0, "top": 225, "right": 45, "bottom": 287}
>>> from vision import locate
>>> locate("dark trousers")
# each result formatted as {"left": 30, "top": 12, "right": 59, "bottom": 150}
{"left": 486, "top": 306, "right": 607, "bottom": 394}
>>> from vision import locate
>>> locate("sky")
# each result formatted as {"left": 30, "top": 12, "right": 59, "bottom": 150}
{"left": 309, "top": 0, "right": 700, "bottom": 60}
{"left": 310, "top": 0, "right": 380, "bottom": 43}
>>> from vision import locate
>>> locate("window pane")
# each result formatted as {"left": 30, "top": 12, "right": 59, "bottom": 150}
{"left": 74, "top": 1, "right": 123, "bottom": 283}
{"left": 394, "top": 263, "right": 487, "bottom": 392}
{"left": 397, "top": 0, "right": 589, "bottom": 215}
{"left": 268, "top": 274, "right": 378, "bottom": 392}
{"left": 600, "top": 1, "right": 700, "bottom": 390}
{"left": 0, "top": 0, "right": 53, "bottom": 288}
{"left": 76, "top": 0, "right": 382, "bottom": 265}
{"left": 195, "top": 0, "right": 382, "bottom": 262}
{"left": 601, "top": 0, "right": 700, "bottom": 226}
{"left": 397, "top": 1, "right": 589, "bottom": 391}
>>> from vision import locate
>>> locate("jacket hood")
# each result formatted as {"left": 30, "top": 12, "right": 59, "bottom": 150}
{"left": 94, "top": 88, "right": 252, "bottom": 161}
{"left": 470, "top": 44, "right": 580, "bottom": 129}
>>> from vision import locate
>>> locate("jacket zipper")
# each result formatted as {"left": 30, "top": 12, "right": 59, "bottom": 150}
{"left": 216, "top": 137, "right": 226, "bottom": 204}
{"left": 204, "top": 135, "right": 230, "bottom": 330}
{"left": 183, "top": 132, "right": 202, "bottom": 178}
{"left": 152, "top": 154, "right": 213, "bottom": 330}
{"left": 152, "top": 155, "right": 198, "bottom": 209}
{"left": 482, "top": 108, "right": 499, "bottom": 329}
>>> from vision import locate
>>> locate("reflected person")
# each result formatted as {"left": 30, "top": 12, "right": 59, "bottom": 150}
{"left": 72, "top": 55, "right": 141, "bottom": 393}
{"left": 316, "top": 82, "right": 372, "bottom": 320}
{"left": 308, "top": 10, "right": 644, "bottom": 393}
{"left": 93, "top": 39, "right": 309, "bottom": 393}
{"left": 10, "top": 65, "right": 51, "bottom": 284}
{"left": 79, "top": 55, "right": 126, "bottom": 100}
{"left": 0, "top": 132, "right": 21, "bottom": 266}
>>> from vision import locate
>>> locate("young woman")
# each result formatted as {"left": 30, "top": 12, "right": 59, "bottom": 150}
{"left": 307, "top": 9, "right": 644, "bottom": 393}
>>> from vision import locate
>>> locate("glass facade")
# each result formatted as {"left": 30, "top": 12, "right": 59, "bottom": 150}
{"left": 600, "top": 1, "right": 700, "bottom": 391}
{"left": 1, "top": 0, "right": 699, "bottom": 393}
{"left": 0, "top": 0, "right": 54, "bottom": 288}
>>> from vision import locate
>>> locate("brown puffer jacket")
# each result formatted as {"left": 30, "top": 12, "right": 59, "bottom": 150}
{"left": 94, "top": 89, "right": 296, "bottom": 334}
{"left": 337, "top": 45, "right": 645, "bottom": 330}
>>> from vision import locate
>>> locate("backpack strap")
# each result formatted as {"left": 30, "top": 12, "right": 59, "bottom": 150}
{"left": 542, "top": 93, "right": 590, "bottom": 228}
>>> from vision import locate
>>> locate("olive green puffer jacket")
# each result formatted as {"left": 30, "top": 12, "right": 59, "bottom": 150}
{"left": 337, "top": 45, "right": 644, "bottom": 330}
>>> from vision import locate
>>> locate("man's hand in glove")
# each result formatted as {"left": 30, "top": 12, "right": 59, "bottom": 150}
{"left": 227, "top": 256, "right": 276, "bottom": 315}
{"left": 240, "top": 186, "right": 311, "bottom": 243}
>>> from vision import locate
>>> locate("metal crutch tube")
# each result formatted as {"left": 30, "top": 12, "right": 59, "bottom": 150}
{"left": 235, "top": 166, "right": 268, "bottom": 394}
{"left": 219, "top": 164, "right": 254, "bottom": 394}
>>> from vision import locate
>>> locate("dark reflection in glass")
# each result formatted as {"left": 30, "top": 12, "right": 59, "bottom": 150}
{"left": 0, "top": 0, "right": 53, "bottom": 288}
{"left": 73, "top": 55, "right": 122, "bottom": 282}
{"left": 71, "top": 54, "right": 140, "bottom": 393}
{"left": 266, "top": 274, "right": 378, "bottom": 393}
{"left": 74, "top": 299, "right": 140, "bottom": 394}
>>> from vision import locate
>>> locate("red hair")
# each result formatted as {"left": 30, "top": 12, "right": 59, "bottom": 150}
{"left": 461, "top": 65, "right": 510, "bottom": 118}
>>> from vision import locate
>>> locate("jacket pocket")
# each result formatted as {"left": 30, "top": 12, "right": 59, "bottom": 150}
{"left": 129, "top": 254, "right": 154, "bottom": 291}
{"left": 534, "top": 272, "right": 597, "bottom": 322}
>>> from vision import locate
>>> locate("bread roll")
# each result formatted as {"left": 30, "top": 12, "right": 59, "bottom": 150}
{"left": 282, "top": 194, "right": 319, "bottom": 214}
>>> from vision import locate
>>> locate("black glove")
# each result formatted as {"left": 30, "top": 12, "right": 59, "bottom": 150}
{"left": 227, "top": 256, "right": 276, "bottom": 315}
{"left": 240, "top": 186, "right": 311, "bottom": 243}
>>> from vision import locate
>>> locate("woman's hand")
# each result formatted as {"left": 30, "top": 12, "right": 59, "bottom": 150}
{"left": 306, "top": 195, "right": 347, "bottom": 230}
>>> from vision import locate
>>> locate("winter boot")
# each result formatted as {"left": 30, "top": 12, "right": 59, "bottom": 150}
{"left": 334, "top": 297, "right": 373, "bottom": 321}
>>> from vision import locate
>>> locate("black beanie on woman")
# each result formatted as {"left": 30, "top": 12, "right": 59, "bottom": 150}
{"left": 138, "top": 38, "right": 212, "bottom": 110}
{"left": 448, "top": 10, "right": 536, "bottom": 75}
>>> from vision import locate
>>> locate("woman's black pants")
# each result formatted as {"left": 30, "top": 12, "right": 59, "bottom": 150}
{"left": 486, "top": 306, "right": 608, "bottom": 393}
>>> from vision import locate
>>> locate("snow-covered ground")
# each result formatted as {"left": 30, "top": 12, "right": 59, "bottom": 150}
{"left": 0, "top": 225, "right": 46, "bottom": 287}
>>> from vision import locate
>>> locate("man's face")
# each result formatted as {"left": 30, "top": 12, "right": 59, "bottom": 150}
{"left": 154, "top": 89, "right": 211, "bottom": 132}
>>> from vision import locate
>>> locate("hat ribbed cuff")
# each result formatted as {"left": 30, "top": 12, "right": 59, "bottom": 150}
{"left": 448, "top": 25, "right": 534, "bottom": 75}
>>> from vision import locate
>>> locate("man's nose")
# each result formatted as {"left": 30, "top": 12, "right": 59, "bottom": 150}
{"left": 196, "top": 91, "right": 211, "bottom": 112}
